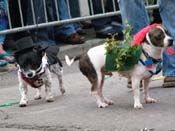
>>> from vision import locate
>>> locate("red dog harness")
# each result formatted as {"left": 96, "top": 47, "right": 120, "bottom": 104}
{"left": 132, "top": 24, "right": 163, "bottom": 77}
{"left": 20, "top": 70, "right": 45, "bottom": 88}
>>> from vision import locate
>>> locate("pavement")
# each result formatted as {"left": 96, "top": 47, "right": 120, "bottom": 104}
{"left": 0, "top": 31, "right": 175, "bottom": 131}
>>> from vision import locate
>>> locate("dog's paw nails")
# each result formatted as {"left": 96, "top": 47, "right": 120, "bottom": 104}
{"left": 134, "top": 103, "right": 143, "bottom": 109}
{"left": 145, "top": 97, "right": 157, "bottom": 104}
{"left": 60, "top": 88, "right": 66, "bottom": 94}
{"left": 19, "top": 101, "right": 28, "bottom": 107}
{"left": 34, "top": 95, "right": 42, "bottom": 100}
{"left": 19, "top": 104, "right": 27, "bottom": 107}
{"left": 46, "top": 96, "right": 54, "bottom": 102}
{"left": 97, "top": 102, "right": 108, "bottom": 108}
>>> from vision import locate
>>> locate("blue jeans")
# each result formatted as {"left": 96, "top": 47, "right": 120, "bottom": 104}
{"left": 27, "top": 0, "right": 76, "bottom": 45}
{"left": 26, "top": 0, "right": 55, "bottom": 45}
{"left": 118, "top": 0, "right": 175, "bottom": 76}
{"left": 0, "top": 0, "right": 8, "bottom": 44}
{"left": 54, "top": 0, "right": 76, "bottom": 37}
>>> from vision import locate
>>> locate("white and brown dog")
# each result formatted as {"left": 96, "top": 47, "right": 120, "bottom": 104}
{"left": 14, "top": 37, "right": 65, "bottom": 107}
{"left": 65, "top": 24, "right": 173, "bottom": 109}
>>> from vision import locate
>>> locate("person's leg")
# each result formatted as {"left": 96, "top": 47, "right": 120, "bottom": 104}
{"left": 0, "top": 1, "right": 14, "bottom": 62}
{"left": 54, "top": 0, "right": 75, "bottom": 36}
{"left": 26, "top": 0, "right": 56, "bottom": 46}
{"left": 118, "top": 0, "right": 150, "bottom": 35}
{"left": 54, "top": 0, "right": 85, "bottom": 44}
{"left": 159, "top": 0, "right": 175, "bottom": 87}
{"left": 69, "top": 0, "right": 86, "bottom": 35}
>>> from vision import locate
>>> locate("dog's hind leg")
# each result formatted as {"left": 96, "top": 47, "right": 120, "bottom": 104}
{"left": 143, "top": 78, "right": 157, "bottom": 104}
{"left": 45, "top": 72, "right": 54, "bottom": 102}
{"left": 57, "top": 74, "right": 65, "bottom": 94}
{"left": 99, "top": 70, "right": 113, "bottom": 106}
{"left": 34, "top": 87, "right": 42, "bottom": 100}
{"left": 85, "top": 70, "right": 108, "bottom": 108}
{"left": 50, "top": 63, "right": 65, "bottom": 94}
{"left": 132, "top": 77, "right": 143, "bottom": 109}
{"left": 91, "top": 71, "right": 111, "bottom": 108}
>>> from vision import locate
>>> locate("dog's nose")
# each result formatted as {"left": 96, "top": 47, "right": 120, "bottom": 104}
{"left": 168, "top": 39, "right": 174, "bottom": 46}
{"left": 27, "top": 72, "right": 33, "bottom": 78}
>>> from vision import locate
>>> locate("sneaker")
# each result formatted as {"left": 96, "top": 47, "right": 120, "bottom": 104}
{"left": 162, "top": 76, "right": 175, "bottom": 88}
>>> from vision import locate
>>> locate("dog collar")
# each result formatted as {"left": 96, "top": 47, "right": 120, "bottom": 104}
{"left": 20, "top": 70, "right": 45, "bottom": 88}
{"left": 139, "top": 49, "right": 162, "bottom": 78}
{"left": 142, "top": 49, "right": 161, "bottom": 64}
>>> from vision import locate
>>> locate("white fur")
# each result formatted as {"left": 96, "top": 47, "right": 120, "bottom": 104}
{"left": 65, "top": 26, "right": 172, "bottom": 109}
{"left": 18, "top": 55, "right": 65, "bottom": 107}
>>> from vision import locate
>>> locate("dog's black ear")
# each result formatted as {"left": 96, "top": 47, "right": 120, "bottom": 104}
{"left": 33, "top": 45, "right": 49, "bottom": 56}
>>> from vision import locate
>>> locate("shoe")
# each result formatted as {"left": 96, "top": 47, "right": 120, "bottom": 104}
{"left": 162, "top": 76, "right": 175, "bottom": 88}
{"left": 95, "top": 24, "right": 123, "bottom": 40}
{"left": 77, "top": 29, "right": 86, "bottom": 35}
{"left": 0, "top": 59, "right": 8, "bottom": 67}
{"left": 0, "top": 52, "right": 15, "bottom": 63}
{"left": 55, "top": 33, "right": 85, "bottom": 45}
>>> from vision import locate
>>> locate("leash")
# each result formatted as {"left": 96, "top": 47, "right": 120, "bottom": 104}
{"left": 105, "top": 75, "right": 112, "bottom": 80}
{"left": 0, "top": 101, "right": 19, "bottom": 107}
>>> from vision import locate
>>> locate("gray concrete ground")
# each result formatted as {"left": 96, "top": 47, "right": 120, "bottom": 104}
{"left": 0, "top": 35, "right": 175, "bottom": 131}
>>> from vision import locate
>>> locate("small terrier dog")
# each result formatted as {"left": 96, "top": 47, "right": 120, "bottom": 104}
{"left": 14, "top": 37, "right": 65, "bottom": 107}
{"left": 65, "top": 24, "right": 173, "bottom": 109}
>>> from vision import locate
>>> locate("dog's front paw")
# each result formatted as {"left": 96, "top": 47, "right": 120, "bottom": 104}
{"left": 104, "top": 98, "right": 114, "bottom": 105}
{"left": 46, "top": 96, "right": 54, "bottom": 102}
{"left": 145, "top": 97, "right": 157, "bottom": 104}
{"left": 134, "top": 103, "right": 143, "bottom": 109}
{"left": 19, "top": 100, "right": 28, "bottom": 107}
{"left": 97, "top": 102, "right": 109, "bottom": 108}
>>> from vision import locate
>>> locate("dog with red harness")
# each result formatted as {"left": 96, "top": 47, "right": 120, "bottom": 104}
{"left": 65, "top": 24, "right": 173, "bottom": 109}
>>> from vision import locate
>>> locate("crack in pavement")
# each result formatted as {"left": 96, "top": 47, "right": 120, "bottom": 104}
{"left": 0, "top": 123, "right": 100, "bottom": 131}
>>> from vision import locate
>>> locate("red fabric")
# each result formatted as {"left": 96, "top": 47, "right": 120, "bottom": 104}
{"left": 133, "top": 23, "right": 161, "bottom": 46}
{"left": 147, "top": 64, "right": 153, "bottom": 69}
{"left": 166, "top": 47, "right": 175, "bottom": 56}
{"left": 20, "top": 72, "right": 45, "bottom": 88}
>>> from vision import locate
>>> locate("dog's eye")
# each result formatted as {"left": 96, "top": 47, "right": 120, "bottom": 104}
{"left": 157, "top": 34, "right": 163, "bottom": 39}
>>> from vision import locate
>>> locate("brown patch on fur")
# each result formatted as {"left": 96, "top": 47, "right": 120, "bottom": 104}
{"left": 148, "top": 27, "right": 165, "bottom": 47}
{"left": 79, "top": 54, "right": 98, "bottom": 92}
{"left": 99, "top": 67, "right": 105, "bottom": 93}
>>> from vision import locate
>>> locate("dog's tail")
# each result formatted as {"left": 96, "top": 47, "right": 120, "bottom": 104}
{"left": 65, "top": 55, "right": 80, "bottom": 66}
